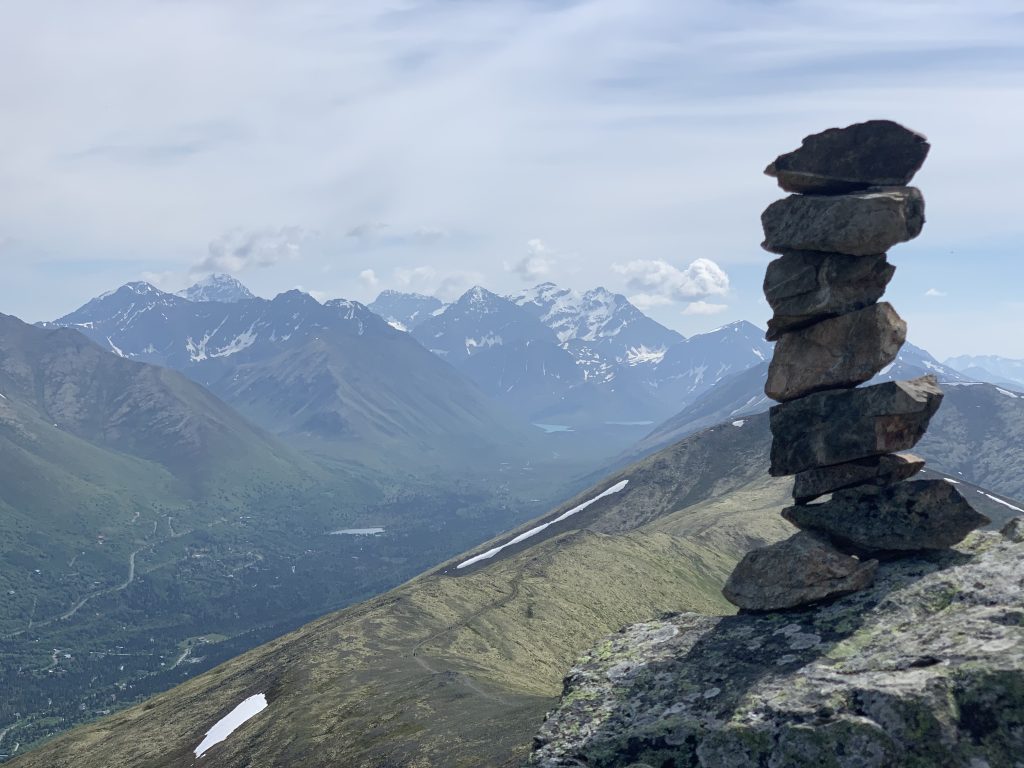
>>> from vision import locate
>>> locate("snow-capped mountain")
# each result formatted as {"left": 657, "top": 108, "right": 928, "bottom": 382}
{"left": 396, "top": 283, "right": 772, "bottom": 425}
{"left": 44, "top": 282, "right": 533, "bottom": 471}
{"left": 945, "top": 354, "right": 1024, "bottom": 390}
{"left": 367, "top": 290, "right": 444, "bottom": 331}
{"left": 513, "top": 282, "right": 684, "bottom": 361}
{"left": 412, "top": 286, "right": 559, "bottom": 359}
{"left": 177, "top": 273, "right": 256, "bottom": 303}
{"left": 871, "top": 342, "right": 969, "bottom": 385}
{"left": 636, "top": 320, "right": 774, "bottom": 408}
{"left": 636, "top": 339, "right": 976, "bottom": 459}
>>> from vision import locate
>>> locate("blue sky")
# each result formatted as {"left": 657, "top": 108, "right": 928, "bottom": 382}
{"left": 1, "top": 0, "right": 1023, "bottom": 358}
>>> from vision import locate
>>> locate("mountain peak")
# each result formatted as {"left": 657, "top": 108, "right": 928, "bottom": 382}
{"left": 98, "top": 281, "right": 162, "bottom": 299}
{"left": 177, "top": 273, "right": 255, "bottom": 303}
{"left": 459, "top": 285, "right": 503, "bottom": 311}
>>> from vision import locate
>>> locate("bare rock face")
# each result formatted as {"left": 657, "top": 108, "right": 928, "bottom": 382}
{"left": 529, "top": 530, "right": 1024, "bottom": 768}
{"left": 782, "top": 480, "right": 990, "bottom": 552}
{"left": 761, "top": 187, "right": 925, "bottom": 256}
{"left": 765, "top": 119, "right": 930, "bottom": 194}
{"left": 769, "top": 376, "right": 942, "bottom": 476}
{"left": 793, "top": 452, "right": 925, "bottom": 503}
{"left": 722, "top": 531, "right": 877, "bottom": 611}
{"left": 764, "top": 251, "right": 895, "bottom": 340}
{"left": 766, "top": 303, "right": 906, "bottom": 402}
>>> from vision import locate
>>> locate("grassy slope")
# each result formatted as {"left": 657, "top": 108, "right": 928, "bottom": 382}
{"left": 10, "top": 417, "right": 795, "bottom": 768}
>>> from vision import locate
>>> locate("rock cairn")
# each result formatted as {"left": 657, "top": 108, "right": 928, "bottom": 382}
{"left": 723, "top": 120, "right": 989, "bottom": 611}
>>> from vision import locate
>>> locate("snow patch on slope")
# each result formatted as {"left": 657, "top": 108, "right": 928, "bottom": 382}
{"left": 456, "top": 479, "right": 630, "bottom": 570}
{"left": 194, "top": 693, "right": 268, "bottom": 758}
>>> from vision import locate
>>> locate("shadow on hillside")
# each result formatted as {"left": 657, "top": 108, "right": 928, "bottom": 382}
{"left": 548, "top": 547, "right": 975, "bottom": 765}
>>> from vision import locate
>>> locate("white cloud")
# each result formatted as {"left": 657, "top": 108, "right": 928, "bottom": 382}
{"left": 395, "top": 266, "right": 437, "bottom": 291}
{"left": 347, "top": 222, "right": 389, "bottom": 240}
{"left": 359, "top": 268, "right": 380, "bottom": 289}
{"left": 507, "top": 238, "right": 556, "bottom": 282}
{"left": 627, "top": 293, "right": 673, "bottom": 311}
{"left": 613, "top": 258, "right": 730, "bottom": 304}
{"left": 925, "top": 288, "right": 948, "bottom": 297}
{"left": 195, "top": 227, "right": 308, "bottom": 275}
{"left": 681, "top": 301, "right": 729, "bottom": 316}
{"left": 139, "top": 270, "right": 183, "bottom": 291}
{"left": 392, "top": 265, "right": 482, "bottom": 300}
{"left": 1, "top": 0, "right": 1023, "bottom": 350}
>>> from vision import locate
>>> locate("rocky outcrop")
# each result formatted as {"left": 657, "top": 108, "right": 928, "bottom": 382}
{"left": 726, "top": 120, "right": 987, "bottom": 610}
{"left": 527, "top": 527, "right": 1024, "bottom": 768}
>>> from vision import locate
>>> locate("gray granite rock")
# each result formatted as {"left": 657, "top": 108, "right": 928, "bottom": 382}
{"left": 782, "top": 479, "right": 989, "bottom": 552}
{"left": 766, "top": 302, "right": 906, "bottom": 402}
{"left": 528, "top": 531, "right": 1024, "bottom": 768}
{"left": 793, "top": 453, "right": 925, "bottom": 503}
{"left": 722, "top": 531, "right": 877, "bottom": 611}
{"left": 762, "top": 187, "right": 925, "bottom": 256}
{"left": 765, "top": 119, "right": 930, "bottom": 194}
{"left": 764, "top": 251, "right": 895, "bottom": 340}
{"left": 769, "top": 376, "right": 942, "bottom": 476}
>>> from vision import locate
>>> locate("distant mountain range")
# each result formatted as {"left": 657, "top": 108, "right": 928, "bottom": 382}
{"left": 945, "top": 354, "right": 1024, "bottom": 390}
{"left": 629, "top": 343, "right": 1024, "bottom": 500}
{"left": 44, "top": 279, "right": 535, "bottom": 475}
{"left": 380, "top": 282, "right": 773, "bottom": 425}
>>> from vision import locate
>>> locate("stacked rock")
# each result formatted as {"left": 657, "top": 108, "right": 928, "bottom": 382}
{"left": 723, "top": 120, "right": 989, "bottom": 612}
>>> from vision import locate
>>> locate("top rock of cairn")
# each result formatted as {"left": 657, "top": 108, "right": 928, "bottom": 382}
{"left": 765, "top": 119, "right": 930, "bottom": 194}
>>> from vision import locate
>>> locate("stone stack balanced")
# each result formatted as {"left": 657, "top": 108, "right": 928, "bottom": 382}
{"left": 723, "top": 120, "right": 989, "bottom": 611}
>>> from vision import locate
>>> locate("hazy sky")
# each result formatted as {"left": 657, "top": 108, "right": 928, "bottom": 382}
{"left": 2, "top": 0, "right": 1023, "bottom": 358}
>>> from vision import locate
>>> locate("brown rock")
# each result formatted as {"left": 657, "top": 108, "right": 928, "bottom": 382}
{"left": 765, "top": 303, "right": 906, "bottom": 402}
{"left": 765, "top": 119, "right": 930, "bottom": 194}
{"left": 722, "top": 530, "right": 878, "bottom": 611}
{"left": 764, "top": 251, "right": 895, "bottom": 340}
{"left": 792, "top": 453, "right": 925, "bottom": 503}
{"left": 769, "top": 376, "right": 942, "bottom": 476}
{"left": 762, "top": 187, "right": 925, "bottom": 256}
{"left": 782, "top": 479, "right": 990, "bottom": 552}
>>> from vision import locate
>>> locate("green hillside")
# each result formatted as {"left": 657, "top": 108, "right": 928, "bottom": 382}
{"left": 7, "top": 416, "right": 799, "bottom": 767}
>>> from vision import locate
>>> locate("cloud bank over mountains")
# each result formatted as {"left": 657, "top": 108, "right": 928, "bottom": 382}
{"left": 1, "top": 0, "right": 1022, "bottom": 353}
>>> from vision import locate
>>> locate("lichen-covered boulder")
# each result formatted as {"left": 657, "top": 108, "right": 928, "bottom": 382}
{"left": 527, "top": 527, "right": 1024, "bottom": 768}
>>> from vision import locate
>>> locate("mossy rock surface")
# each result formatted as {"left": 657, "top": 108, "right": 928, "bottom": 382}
{"left": 528, "top": 526, "right": 1024, "bottom": 768}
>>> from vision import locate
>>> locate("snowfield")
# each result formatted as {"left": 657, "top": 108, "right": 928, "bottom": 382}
{"left": 194, "top": 693, "right": 268, "bottom": 758}
{"left": 456, "top": 479, "right": 630, "bottom": 570}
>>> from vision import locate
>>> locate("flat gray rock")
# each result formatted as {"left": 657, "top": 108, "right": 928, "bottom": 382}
{"left": 769, "top": 376, "right": 942, "bottom": 476}
{"left": 782, "top": 479, "right": 989, "bottom": 552}
{"left": 766, "top": 302, "right": 906, "bottom": 402}
{"left": 793, "top": 452, "right": 925, "bottom": 503}
{"left": 765, "top": 119, "right": 930, "bottom": 194}
{"left": 528, "top": 530, "right": 1024, "bottom": 768}
{"left": 762, "top": 187, "right": 925, "bottom": 256}
{"left": 722, "top": 531, "right": 877, "bottom": 611}
{"left": 764, "top": 251, "right": 895, "bottom": 340}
